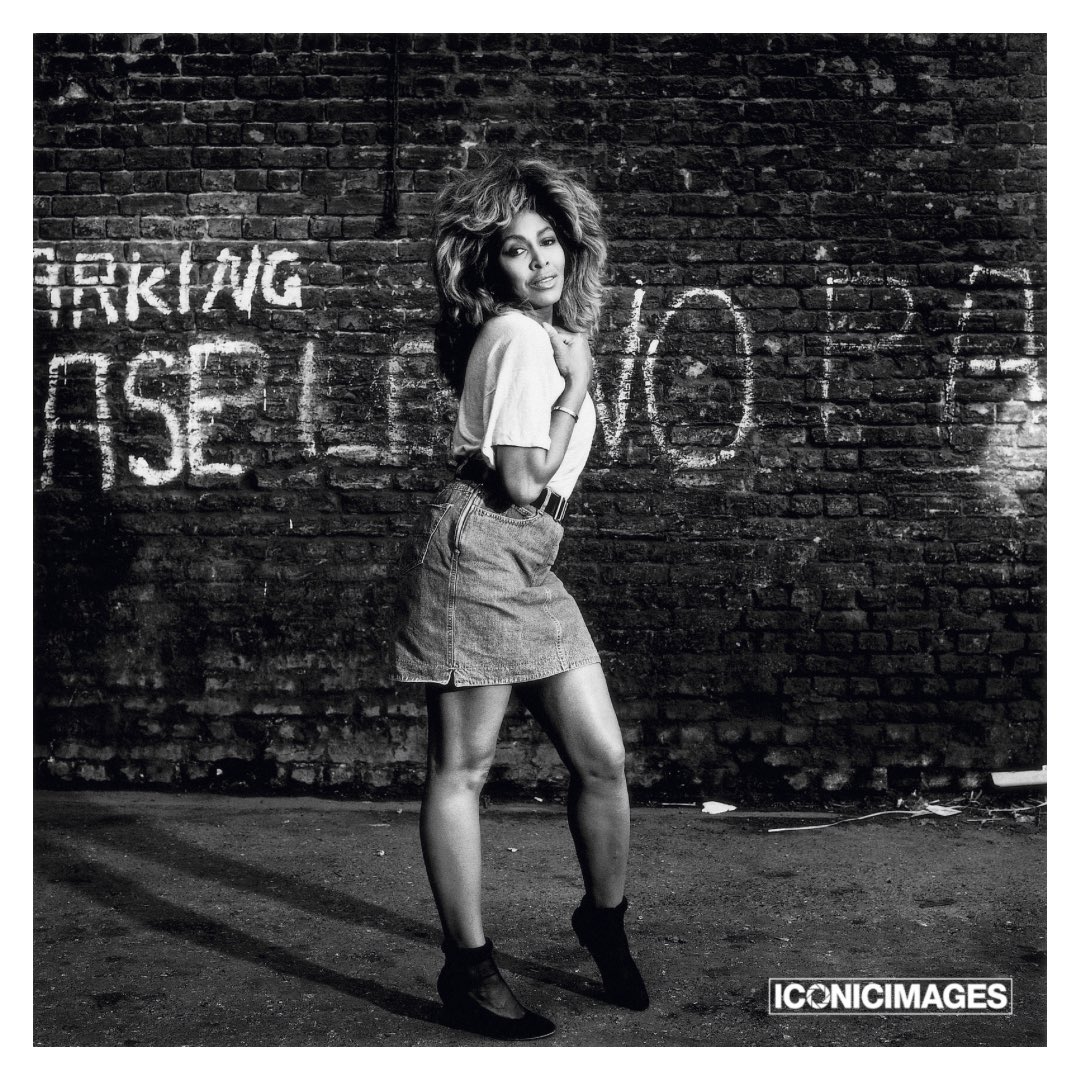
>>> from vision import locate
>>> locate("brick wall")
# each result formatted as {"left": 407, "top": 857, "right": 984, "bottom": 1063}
{"left": 33, "top": 33, "right": 1046, "bottom": 800}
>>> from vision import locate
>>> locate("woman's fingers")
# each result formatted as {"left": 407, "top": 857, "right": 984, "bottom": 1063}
{"left": 542, "top": 322, "right": 581, "bottom": 352}
{"left": 542, "top": 322, "right": 572, "bottom": 352}
{"left": 543, "top": 324, "right": 592, "bottom": 385}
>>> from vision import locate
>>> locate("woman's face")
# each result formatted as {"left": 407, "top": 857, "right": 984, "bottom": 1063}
{"left": 495, "top": 208, "right": 566, "bottom": 321}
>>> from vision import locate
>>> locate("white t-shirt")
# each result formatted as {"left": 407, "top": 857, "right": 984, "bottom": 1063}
{"left": 450, "top": 310, "right": 597, "bottom": 498}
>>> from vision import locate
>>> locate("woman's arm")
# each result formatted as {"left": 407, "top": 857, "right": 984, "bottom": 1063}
{"left": 495, "top": 324, "right": 592, "bottom": 505}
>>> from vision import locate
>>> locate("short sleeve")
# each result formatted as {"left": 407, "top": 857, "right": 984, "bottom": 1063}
{"left": 483, "top": 320, "right": 556, "bottom": 453}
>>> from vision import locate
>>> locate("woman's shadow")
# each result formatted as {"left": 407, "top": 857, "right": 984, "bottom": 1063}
{"left": 34, "top": 804, "right": 602, "bottom": 1035}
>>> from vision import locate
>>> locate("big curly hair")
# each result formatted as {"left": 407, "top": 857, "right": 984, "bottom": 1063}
{"left": 431, "top": 155, "right": 607, "bottom": 395}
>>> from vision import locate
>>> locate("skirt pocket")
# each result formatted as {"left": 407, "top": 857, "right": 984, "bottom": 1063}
{"left": 461, "top": 501, "right": 562, "bottom": 588}
{"left": 472, "top": 502, "right": 542, "bottom": 523}
{"left": 398, "top": 500, "right": 453, "bottom": 574}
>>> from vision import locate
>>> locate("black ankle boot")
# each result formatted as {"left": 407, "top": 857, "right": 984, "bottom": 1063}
{"left": 571, "top": 896, "right": 650, "bottom": 1010}
{"left": 436, "top": 938, "right": 556, "bottom": 1040}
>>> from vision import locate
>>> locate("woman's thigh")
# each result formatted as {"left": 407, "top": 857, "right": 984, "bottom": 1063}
{"left": 516, "top": 663, "right": 625, "bottom": 778}
{"left": 425, "top": 681, "right": 514, "bottom": 773}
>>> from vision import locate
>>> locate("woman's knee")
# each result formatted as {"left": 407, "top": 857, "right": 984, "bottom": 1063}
{"left": 575, "top": 739, "right": 626, "bottom": 785}
{"left": 427, "top": 748, "right": 495, "bottom": 794}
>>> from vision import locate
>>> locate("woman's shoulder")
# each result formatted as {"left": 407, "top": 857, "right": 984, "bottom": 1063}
{"left": 476, "top": 309, "right": 551, "bottom": 350}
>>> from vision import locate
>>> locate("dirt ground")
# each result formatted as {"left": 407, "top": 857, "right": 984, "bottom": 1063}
{"left": 33, "top": 790, "right": 1046, "bottom": 1047}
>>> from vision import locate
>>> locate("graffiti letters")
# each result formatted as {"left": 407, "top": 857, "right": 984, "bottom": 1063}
{"left": 33, "top": 246, "right": 302, "bottom": 328}
{"left": 34, "top": 247, "right": 1044, "bottom": 491}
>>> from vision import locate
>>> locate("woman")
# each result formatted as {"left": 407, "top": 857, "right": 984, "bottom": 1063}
{"left": 393, "top": 156, "right": 648, "bottom": 1040}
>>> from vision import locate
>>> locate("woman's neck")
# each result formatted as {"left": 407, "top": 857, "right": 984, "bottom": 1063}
{"left": 519, "top": 301, "right": 555, "bottom": 324}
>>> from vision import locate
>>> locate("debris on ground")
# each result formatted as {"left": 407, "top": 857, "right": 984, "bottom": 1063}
{"left": 932, "top": 790, "right": 1048, "bottom": 825}
{"left": 983, "top": 801, "right": 1047, "bottom": 816}
{"left": 768, "top": 810, "right": 928, "bottom": 833}
{"left": 767, "top": 791, "right": 1047, "bottom": 833}
{"left": 991, "top": 767, "right": 1047, "bottom": 787}
{"left": 702, "top": 801, "right": 737, "bottom": 814}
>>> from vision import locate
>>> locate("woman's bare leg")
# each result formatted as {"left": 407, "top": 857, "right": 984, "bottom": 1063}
{"left": 517, "top": 663, "right": 629, "bottom": 906}
{"left": 422, "top": 680, "right": 540, "bottom": 1020}
{"left": 518, "top": 662, "right": 648, "bottom": 1008}
{"left": 420, "top": 681, "right": 512, "bottom": 947}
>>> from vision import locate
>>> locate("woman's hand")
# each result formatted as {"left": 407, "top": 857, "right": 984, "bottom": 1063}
{"left": 542, "top": 323, "right": 593, "bottom": 388}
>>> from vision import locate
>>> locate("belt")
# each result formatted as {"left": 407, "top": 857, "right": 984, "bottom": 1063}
{"left": 454, "top": 455, "right": 570, "bottom": 524}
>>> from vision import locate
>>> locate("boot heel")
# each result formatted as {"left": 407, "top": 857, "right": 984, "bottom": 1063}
{"left": 572, "top": 896, "right": 650, "bottom": 1011}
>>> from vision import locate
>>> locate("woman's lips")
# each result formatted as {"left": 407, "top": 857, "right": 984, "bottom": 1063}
{"left": 529, "top": 274, "right": 558, "bottom": 289}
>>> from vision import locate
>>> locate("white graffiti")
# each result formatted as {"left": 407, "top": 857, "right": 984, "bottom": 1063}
{"left": 33, "top": 246, "right": 302, "bottom": 327}
{"left": 592, "top": 285, "right": 754, "bottom": 465}
{"left": 123, "top": 352, "right": 184, "bottom": 485}
{"left": 824, "top": 271, "right": 918, "bottom": 440}
{"left": 593, "top": 285, "right": 645, "bottom": 454}
{"left": 41, "top": 354, "right": 115, "bottom": 488}
{"left": 823, "top": 267, "right": 1043, "bottom": 438}
{"left": 948, "top": 265, "right": 1044, "bottom": 515}
{"left": 946, "top": 264, "right": 1042, "bottom": 427}
{"left": 43, "top": 339, "right": 269, "bottom": 488}
{"left": 646, "top": 287, "right": 754, "bottom": 466}
{"left": 383, "top": 337, "right": 446, "bottom": 464}
{"left": 188, "top": 339, "right": 267, "bottom": 479}
{"left": 73, "top": 253, "right": 119, "bottom": 327}
{"left": 297, "top": 340, "right": 318, "bottom": 457}
{"left": 36, "top": 269, "right": 1044, "bottom": 491}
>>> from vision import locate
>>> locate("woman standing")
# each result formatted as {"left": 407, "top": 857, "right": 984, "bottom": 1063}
{"left": 393, "top": 157, "right": 648, "bottom": 1040}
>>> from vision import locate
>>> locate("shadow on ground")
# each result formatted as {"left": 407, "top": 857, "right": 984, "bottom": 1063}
{"left": 34, "top": 791, "right": 1046, "bottom": 1047}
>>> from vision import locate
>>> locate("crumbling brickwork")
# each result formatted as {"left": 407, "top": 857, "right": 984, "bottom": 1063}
{"left": 34, "top": 33, "right": 1046, "bottom": 799}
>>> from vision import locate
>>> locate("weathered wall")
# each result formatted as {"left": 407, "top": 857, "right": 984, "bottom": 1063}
{"left": 34, "top": 33, "right": 1046, "bottom": 800}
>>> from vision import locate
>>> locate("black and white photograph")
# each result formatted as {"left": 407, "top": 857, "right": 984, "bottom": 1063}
{"left": 31, "top": 14, "right": 1051, "bottom": 1053}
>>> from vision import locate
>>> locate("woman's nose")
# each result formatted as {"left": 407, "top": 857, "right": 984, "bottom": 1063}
{"left": 530, "top": 247, "right": 546, "bottom": 268}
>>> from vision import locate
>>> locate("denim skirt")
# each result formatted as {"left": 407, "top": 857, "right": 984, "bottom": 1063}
{"left": 392, "top": 479, "right": 601, "bottom": 686}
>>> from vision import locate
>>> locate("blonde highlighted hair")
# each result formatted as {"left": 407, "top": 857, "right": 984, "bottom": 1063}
{"left": 431, "top": 155, "right": 607, "bottom": 394}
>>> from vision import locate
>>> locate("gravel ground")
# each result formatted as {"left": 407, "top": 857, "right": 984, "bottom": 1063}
{"left": 34, "top": 790, "right": 1046, "bottom": 1047}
